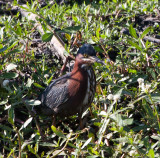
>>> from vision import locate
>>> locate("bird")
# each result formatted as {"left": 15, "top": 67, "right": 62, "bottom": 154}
{"left": 37, "top": 44, "right": 104, "bottom": 128}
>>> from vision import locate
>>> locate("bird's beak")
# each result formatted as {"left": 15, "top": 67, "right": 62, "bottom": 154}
{"left": 82, "top": 56, "right": 105, "bottom": 65}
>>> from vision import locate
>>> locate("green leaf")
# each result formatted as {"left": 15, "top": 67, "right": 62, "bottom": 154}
{"left": 25, "top": 99, "right": 41, "bottom": 106}
{"left": 151, "top": 135, "right": 160, "bottom": 141}
{"left": 60, "top": 25, "right": 81, "bottom": 34}
{"left": 33, "top": 83, "right": 45, "bottom": 89}
{"left": 26, "top": 78, "right": 34, "bottom": 88}
{"left": 148, "top": 68, "right": 156, "bottom": 80}
{"left": 21, "top": 141, "right": 34, "bottom": 150}
{"left": 7, "top": 41, "right": 19, "bottom": 50}
{"left": 8, "top": 107, "right": 14, "bottom": 125}
{"left": 46, "top": 75, "right": 53, "bottom": 85}
{"left": 94, "top": 46, "right": 103, "bottom": 53}
{"left": 113, "top": 88, "right": 124, "bottom": 96}
{"left": 129, "top": 24, "right": 138, "bottom": 39}
{"left": 15, "top": 25, "right": 22, "bottom": 35}
{"left": 128, "top": 39, "right": 142, "bottom": 51}
{"left": 68, "top": 142, "right": 78, "bottom": 149}
{"left": 6, "top": 49, "right": 20, "bottom": 56}
{"left": 51, "top": 125, "right": 66, "bottom": 138}
{"left": 146, "top": 93, "right": 160, "bottom": 104}
{"left": 132, "top": 125, "right": 148, "bottom": 132}
{"left": 0, "top": 46, "right": 7, "bottom": 53}
{"left": 19, "top": 117, "right": 33, "bottom": 131}
{"left": 0, "top": 99, "right": 8, "bottom": 105}
{"left": 110, "top": 114, "right": 133, "bottom": 126}
{"left": 128, "top": 95, "right": 146, "bottom": 107}
{"left": 19, "top": 5, "right": 32, "bottom": 12}
{"left": 72, "top": 15, "right": 78, "bottom": 22}
{"left": 65, "top": 33, "right": 71, "bottom": 41}
{"left": 63, "top": 50, "right": 70, "bottom": 57}
{"left": 87, "top": 146, "right": 100, "bottom": 156}
{"left": 122, "top": 118, "right": 133, "bottom": 126}
{"left": 147, "top": 149, "right": 154, "bottom": 158}
{"left": 28, "top": 145, "right": 35, "bottom": 154}
{"left": 113, "top": 137, "right": 128, "bottom": 143}
{"left": 85, "top": 5, "right": 91, "bottom": 17}
{"left": 81, "top": 137, "right": 92, "bottom": 149}
{"left": 96, "top": 27, "right": 100, "bottom": 40}
{"left": 140, "top": 27, "right": 151, "bottom": 39}
{"left": 42, "top": 33, "right": 53, "bottom": 42}
{"left": 0, "top": 124, "right": 13, "bottom": 131}
{"left": 6, "top": 63, "right": 17, "bottom": 72}
{"left": 99, "top": 111, "right": 107, "bottom": 116}
{"left": 122, "top": 89, "right": 135, "bottom": 97}
{"left": 0, "top": 65, "right": 2, "bottom": 71}
{"left": 97, "top": 118, "right": 110, "bottom": 144}
{"left": 40, "top": 142, "right": 56, "bottom": 147}
{"left": 1, "top": 72, "right": 19, "bottom": 79}
{"left": 128, "top": 69, "right": 137, "bottom": 74}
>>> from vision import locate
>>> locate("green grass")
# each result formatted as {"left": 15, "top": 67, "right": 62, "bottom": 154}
{"left": 0, "top": 0, "right": 160, "bottom": 157}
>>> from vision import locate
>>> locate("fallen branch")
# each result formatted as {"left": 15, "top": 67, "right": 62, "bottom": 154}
{"left": 18, "top": 4, "right": 66, "bottom": 63}
{"left": 143, "top": 36, "right": 160, "bottom": 43}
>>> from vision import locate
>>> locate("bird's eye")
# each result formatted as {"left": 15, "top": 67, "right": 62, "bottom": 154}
{"left": 84, "top": 54, "right": 88, "bottom": 57}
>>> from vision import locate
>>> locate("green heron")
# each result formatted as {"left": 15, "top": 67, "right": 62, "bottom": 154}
{"left": 38, "top": 44, "right": 104, "bottom": 128}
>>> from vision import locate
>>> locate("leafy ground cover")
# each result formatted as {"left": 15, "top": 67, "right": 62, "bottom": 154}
{"left": 0, "top": 0, "right": 160, "bottom": 157}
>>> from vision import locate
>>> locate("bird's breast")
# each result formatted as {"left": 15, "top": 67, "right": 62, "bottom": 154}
{"left": 69, "top": 67, "right": 96, "bottom": 107}
{"left": 68, "top": 69, "right": 88, "bottom": 98}
{"left": 82, "top": 68, "right": 96, "bottom": 107}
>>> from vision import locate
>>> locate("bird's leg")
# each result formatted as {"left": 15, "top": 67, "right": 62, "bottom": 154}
{"left": 23, "top": 99, "right": 46, "bottom": 141}
{"left": 34, "top": 116, "right": 46, "bottom": 141}
{"left": 28, "top": 108, "right": 46, "bottom": 141}
{"left": 78, "top": 113, "right": 84, "bottom": 129}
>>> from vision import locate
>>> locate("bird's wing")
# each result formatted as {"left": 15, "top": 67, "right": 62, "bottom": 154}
{"left": 40, "top": 73, "right": 70, "bottom": 109}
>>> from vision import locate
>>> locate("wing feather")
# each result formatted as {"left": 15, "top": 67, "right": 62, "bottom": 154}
{"left": 39, "top": 73, "right": 70, "bottom": 110}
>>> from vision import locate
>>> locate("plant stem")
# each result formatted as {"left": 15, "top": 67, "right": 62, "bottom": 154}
{"left": 13, "top": 125, "right": 21, "bottom": 158}
{"left": 50, "top": 132, "right": 72, "bottom": 158}
{"left": 147, "top": 92, "right": 160, "bottom": 130}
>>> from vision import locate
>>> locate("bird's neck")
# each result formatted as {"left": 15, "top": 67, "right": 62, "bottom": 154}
{"left": 73, "top": 60, "right": 91, "bottom": 71}
{"left": 71, "top": 62, "right": 88, "bottom": 79}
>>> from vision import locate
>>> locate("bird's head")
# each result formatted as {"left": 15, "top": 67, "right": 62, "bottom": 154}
{"left": 76, "top": 44, "right": 104, "bottom": 66}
